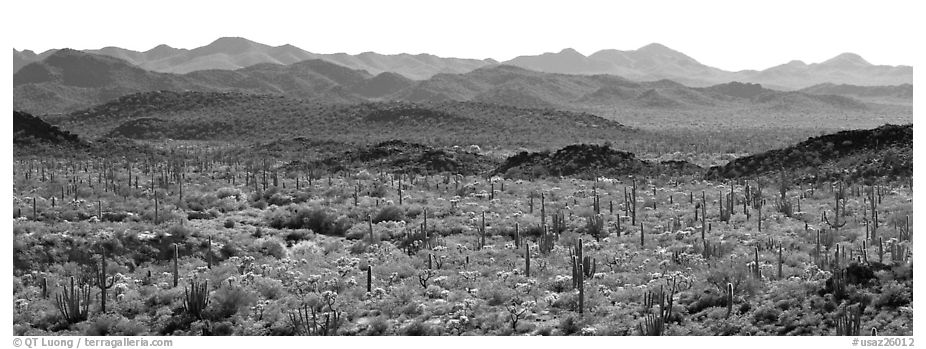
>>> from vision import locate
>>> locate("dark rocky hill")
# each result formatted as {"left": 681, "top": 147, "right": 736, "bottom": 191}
{"left": 13, "top": 110, "right": 82, "bottom": 146}
{"left": 706, "top": 124, "right": 912, "bottom": 181}
{"left": 494, "top": 144, "right": 703, "bottom": 179}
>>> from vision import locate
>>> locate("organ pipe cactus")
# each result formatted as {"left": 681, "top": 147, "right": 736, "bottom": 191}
{"left": 638, "top": 313, "right": 664, "bottom": 336}
{"left": 551, "top": 210, "right": 566, "bottom": 235}
{"left": 836, "top": 305, "right": 862, "bottom": 336}
{"left": 539, "top": 227, "right": 555, "bottom": 255}
{"left": 586, "top": 214, "right": 605, "bottom": 242}
{"left": 183, "top": 278, "right": 210, "bottom": 320}
{"left": 55, "top": 276, "right": 91, "bottom": 324}
{"left": 640, "top": 276, "right": 679, "bottom": 335}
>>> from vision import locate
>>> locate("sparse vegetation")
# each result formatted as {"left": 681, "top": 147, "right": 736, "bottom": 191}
{"left": 11, "top": 128, "right": 913, "bottom": 335}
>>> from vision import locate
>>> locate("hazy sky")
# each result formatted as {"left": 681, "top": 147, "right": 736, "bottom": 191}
{"left": 8, "top": 0, "right": 917, "bottom": 71}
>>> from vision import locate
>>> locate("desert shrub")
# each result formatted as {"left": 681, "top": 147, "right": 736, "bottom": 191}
{"left": 558, "top": 316, "right": 581, "bottom": 336}
{"left": 219, "top": 241, "right": 241, "bottom": 258}
{"left": 83, "top": 313, "right": 147, "bottom": 336}
{"left": 368, "top": 184, "right": 389, "bottom": 198}
{"left": 167, "top": 225, "right": 193, "bottom": 240}
{"left": 873, "top": 280, "right": 911, "bottom": 308}
{"left": 400, "top": 320, "right": 432, "bottom": 336}
{"left": 404, "top": 205, "right": 423, "bottom": 219}
{"left": 552, "top": 292, "right": 579, "bottom": 311}
{"left": 216, "top": 187, "right": 242, "bottom": 200}
{"left": 266, "top": 192, "right": 294, "bottom": 206}
{"left": 266, "top": 206, "right": 351, "bottom": 236}
{"left": 284, "top": 230, "right": 311, "bottom": 246}
{"left": 681, "top": 289, "right": 727, "bottom": 315}
{"left": 254, "top": 277, "right": 286, "bottom": 300}
{"left": 101, "top": 211, "right": 132, "bottom": 222}
{"left": 892, "top": 262, "right": 913, "bottom": 281}
{"left": 752, "top": 304, "right": 781, "bottom": 325}
{"left": 210, "top": 321, "right": 234, "bottom": 335}
{"left": 480, "top": 286, "right": 514, "bottom": 306}
{"left": 349, "top": 241, "right": 370, "bottom": 255}
{"left": 705, "top": 258, "right": 762, "bottom": 296}
{"left": 535, "top": 326, "right": 554, "bottom": 336}
{"left": 320, "top": 240, "right": 343, "bottom": 255}
{"left": 373, "top": 206, "right": 405, "bottom": 223}
{"left": 364, "top": 316, "right": 391, "bottom": 335}
{"left": 209, "top": 286, "right": 257, "bottom": 320}
{"left": 258, "top": 240, "right": 286, "bottom": 259}
{"left": 187, "top": 211, "right": 214, "bottom": 220}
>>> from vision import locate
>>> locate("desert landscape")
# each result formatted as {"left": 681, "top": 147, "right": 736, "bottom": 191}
{"left": 11, "top": 34, "right": 912, "bottom": 336}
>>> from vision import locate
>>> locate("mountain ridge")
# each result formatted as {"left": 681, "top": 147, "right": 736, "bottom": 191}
{"left": 14, "top": 38, "right": 911, "bottom": 88}
{"left": 14, "top": 49, "right": 910, "bottom": 127}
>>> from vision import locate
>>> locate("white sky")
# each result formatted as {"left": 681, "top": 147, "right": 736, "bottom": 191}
{"left": 7, "top": 0, "right": 919, "bottom": 71}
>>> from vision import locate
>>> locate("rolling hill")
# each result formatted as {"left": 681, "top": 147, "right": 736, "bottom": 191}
{"left": 799, "top": 83, "right": 913, "bottom": 105}
{"left": 396, "top": 65, "right": 877, "bottom": 113}
{"left": 46, "top": 90, "right": 634, "bottom": 149}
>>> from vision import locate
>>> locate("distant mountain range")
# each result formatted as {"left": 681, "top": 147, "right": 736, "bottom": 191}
{"left": 504, "top": 45, "right": 911, "bottom": 89}
{"left": 14, "top": 37, "right": 911, "bottom": 89}
{"left": 14, "top": 37, "right": 494, "bottom": 80}
{"left": 16, "top": 48, "right": 906, "bottom": 118}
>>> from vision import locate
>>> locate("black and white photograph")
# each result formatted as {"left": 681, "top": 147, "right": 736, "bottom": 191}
{"left": 5, "top": 0, "right": 919, "bottom": 345}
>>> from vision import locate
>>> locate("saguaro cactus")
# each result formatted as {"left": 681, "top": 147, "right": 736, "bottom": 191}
{"left": 478, "top": 211, "right": 487, "bottom": 249}
{"left": 173, "top": 244, "right": 180, "bottom": 288}
{"left": 630, "top": 178, "right": 638, "bottom": 225}
{"left": 398, "top": 176, "right": 403, "bottom": 205}
{"left": 94, "top": 247, "right": 116, "bottom": 312}
{"left": 366, "top": 265, "right": 373, "bottom": 293}
{"left": 725, "top": 282, "right": 734, "bottom": 318}
{"left": 823, "top": 183, "right": 847, "bottom": 232}
{"left": 777, "top": 243, "right": 784, "bottom": 279}
{"left": 524, "top": 243, "right": 531, "bottom": 277}
{"left": 640, "top": 223, "right": 645, "bottom": 248}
